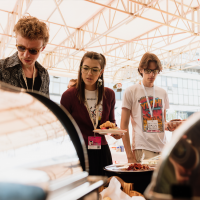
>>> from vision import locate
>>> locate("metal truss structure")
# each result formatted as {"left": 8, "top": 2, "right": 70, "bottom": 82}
{"left": 0, "top": 0, "right": 200, "bottom": 82}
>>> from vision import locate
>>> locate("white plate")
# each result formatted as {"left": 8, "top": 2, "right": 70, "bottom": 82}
{"left": 105, "top": 163, "right": 155, "bottom": 172}
{"left": 93, "top": 129, "right": 127, "bottom": 135}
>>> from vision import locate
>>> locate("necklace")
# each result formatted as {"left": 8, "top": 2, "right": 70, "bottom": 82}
{"left": 22, "top": 65, "right": 36, "bottom": 91}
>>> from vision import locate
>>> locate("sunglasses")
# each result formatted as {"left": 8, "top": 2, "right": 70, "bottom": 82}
{"left": 16, "top": 45, "right": 43, "bottom": 55}
{"left": 144, "top": 69, "right": 159, "bottom": 74}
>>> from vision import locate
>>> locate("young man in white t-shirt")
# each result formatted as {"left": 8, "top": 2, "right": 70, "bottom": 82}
{"left": 121, "top": 52, "right": 172, "bottom": 163}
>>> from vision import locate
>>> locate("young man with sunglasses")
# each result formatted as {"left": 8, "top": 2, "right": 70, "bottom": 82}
{"left": 0, "top": 16, "right": 50, "bottom": 96}
{"left": 121, "top": 52, "right": 170, "bottom": 163}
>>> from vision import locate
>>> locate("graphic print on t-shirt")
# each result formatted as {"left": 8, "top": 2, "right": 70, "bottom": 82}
{"left": 87, "top": 97, "right": 103, "bottom": 126}
{"left": 138, "top": 96, "right": 164, "bottom": 133}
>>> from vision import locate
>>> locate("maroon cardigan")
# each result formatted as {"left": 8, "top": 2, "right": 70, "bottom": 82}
{"left": 60, "top": 87, "right": 116, "bottom": 145}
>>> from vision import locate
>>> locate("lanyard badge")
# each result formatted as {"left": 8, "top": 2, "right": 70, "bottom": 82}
{"left": 88, "top": 136, "right": 101, "bottom": 149}
{"left": 141, "top": 82, "right": 159, "bottom": 132}
{"left": 141, "top": 81, "right": 155, "bottom": 118}
{"left": 85, "top": 92, "right": 99, "bottom": 130}
{"left": 85, "top": 91, "right": 101, "bottom": 150}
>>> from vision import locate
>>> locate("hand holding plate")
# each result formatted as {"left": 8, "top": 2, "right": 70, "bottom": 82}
{"left": 111, "top": 134, "right": 122, "bottom": 140}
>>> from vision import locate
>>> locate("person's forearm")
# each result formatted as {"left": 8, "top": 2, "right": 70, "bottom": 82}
{"left": 121, "top": 124, "right": 135, "bottom": 162}
{"left": 120, "top": 108, "right": 135, "bottom": 162}
{"left": 122, "top": 129, "right": 133, "bottom": 159}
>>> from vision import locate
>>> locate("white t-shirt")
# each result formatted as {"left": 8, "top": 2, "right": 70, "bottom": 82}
{"left": 85, "top": 89, "right": 103, "bottom": 127}
{"left": 122, "top": 83, "right": 169, "bottom": 152}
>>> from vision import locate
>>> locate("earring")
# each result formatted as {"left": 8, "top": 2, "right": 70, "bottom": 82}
{"left": 97, "top": 77, "right": 102, "bottom": 87}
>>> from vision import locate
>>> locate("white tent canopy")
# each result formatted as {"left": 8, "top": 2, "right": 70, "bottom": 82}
{"left": 0, "top": 0, "right": 199, "bottom": 82}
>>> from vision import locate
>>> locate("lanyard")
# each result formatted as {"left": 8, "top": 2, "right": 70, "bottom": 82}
{"left": 85, "top": 91, "right": 99, "bottom": 131}
{"left": 141, "top": 81, "right": 155, "bottom": 118}
{"left": 22, "top": 65, "right": 36, "bottom": 91}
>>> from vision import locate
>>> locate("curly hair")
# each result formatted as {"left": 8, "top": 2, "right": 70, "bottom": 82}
{"left": 69, "top": 79, "right": 77, "bottom": 87}
{"left": 69, "top": 79, "right": 77, "bottom": 83}
{"left": 14, "top": 16, "right": 49, "bottom": 46}
{"left": 138, "top": 52, "right": 162, "bottom": 77}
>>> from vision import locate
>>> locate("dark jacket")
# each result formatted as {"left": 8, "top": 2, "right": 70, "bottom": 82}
{"left": 60, "top": 87, "right": 116, "bottom": 146}
{"left": 0, "top": 52, "right": 49, "bottom": 96}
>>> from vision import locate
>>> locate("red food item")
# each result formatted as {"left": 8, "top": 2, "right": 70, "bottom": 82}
{"left": 101, "top": 127, "right": 107, "bottom": 130}
{"left": 126, "top": 163, "right": 150, "bottom": 171}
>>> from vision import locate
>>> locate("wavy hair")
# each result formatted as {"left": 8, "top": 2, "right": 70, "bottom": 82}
{"left": 14, "top": 16, "right": 49, "bottom": 46}
{"left": 138, "top": 52, "right": 162, "bottom": 77}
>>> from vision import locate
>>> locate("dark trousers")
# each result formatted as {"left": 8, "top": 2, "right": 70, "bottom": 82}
{"left": 87, "top": 144, "right": 112, "bottom": 175}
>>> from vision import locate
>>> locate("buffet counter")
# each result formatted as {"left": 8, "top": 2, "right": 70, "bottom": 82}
{"left": 0, "top": 82, "right": 107, "bottom": 200}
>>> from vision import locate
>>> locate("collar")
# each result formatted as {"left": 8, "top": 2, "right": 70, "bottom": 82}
{"left": 5, "top": 52, "right": 21, "bottom": 68}
{"left": 5, "top": 51, "right": 46, "bottom": 73}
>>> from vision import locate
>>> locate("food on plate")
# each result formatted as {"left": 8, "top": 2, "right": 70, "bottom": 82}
{"left": 103, "top": 197, "right": 112, "bottom": 200}
{"left": 100, "top": 121, "right": 118, "bottom": 130}
{"left": 125, "top": 163, "right": 150, "bottom": 171}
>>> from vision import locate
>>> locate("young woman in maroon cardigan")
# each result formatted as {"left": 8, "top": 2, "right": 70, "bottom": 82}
{"left": 60, "top": 51, "right": 121, "bottom": 175}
